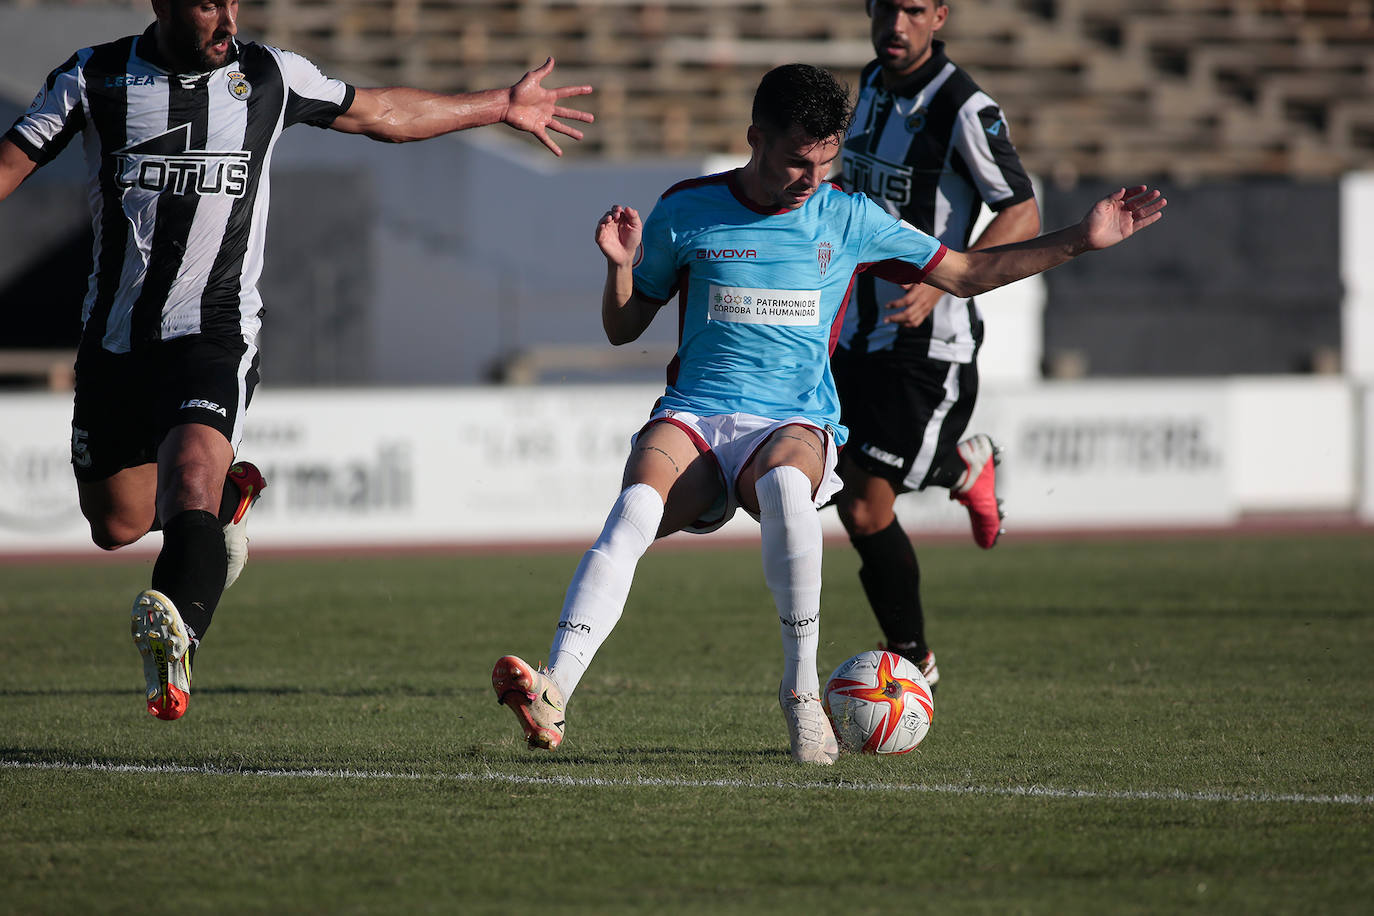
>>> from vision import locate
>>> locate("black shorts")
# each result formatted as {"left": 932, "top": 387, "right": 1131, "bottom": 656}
{"left": 70, "top": 334, "right": 259, "bottom": 482}
{"left": 832, "top": 344, "right": 979, "bottom": 492}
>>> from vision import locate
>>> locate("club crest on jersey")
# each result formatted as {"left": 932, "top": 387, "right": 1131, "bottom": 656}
{"left": 905, "top": 107, "right": 927, "bottom": 133}
{"left": 226, "top": 71, "right": 251, "bottom": 101}
{"left": 817, "top": 241, "right": 833, "bottom": 278}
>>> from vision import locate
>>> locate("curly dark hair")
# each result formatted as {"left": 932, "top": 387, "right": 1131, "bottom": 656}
{"left": 751, "top": 64, "right": 853, "bottom": 142}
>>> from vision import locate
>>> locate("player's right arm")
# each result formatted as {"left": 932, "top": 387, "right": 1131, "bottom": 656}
{"left": 0, "top": 139, "right": 39, "bottom": 203}
{"left": 332, "top": 58, "right": 592, "bottom": 156}
{"left": 596, "top": 205, "right": 662, "bottom": 345}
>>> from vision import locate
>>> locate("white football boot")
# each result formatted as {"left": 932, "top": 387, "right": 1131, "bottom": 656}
{"left": 130, "top": 589, "right": 192, "bottom": 721}
{"left": 779, "top": 683, "right": 840, "bottom": 765}
{"left": 223, "top": 461, "right": 267, "bottom": 589}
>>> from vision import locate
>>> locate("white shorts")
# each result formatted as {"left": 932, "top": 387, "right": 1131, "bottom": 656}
{"left": 636, "top": 410, "right": 842, "bottom": 534}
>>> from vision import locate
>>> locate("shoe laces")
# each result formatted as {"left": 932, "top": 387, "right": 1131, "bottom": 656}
{"left": 782, "top": 690, "right": 829, "bottom": 740}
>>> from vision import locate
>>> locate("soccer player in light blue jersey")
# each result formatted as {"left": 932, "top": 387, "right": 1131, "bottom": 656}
{"left": 494, "top": 64, "right": 1166, "bottom": 764}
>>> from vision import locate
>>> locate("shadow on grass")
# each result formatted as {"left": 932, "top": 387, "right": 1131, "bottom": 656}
{"left": 0, "top": 684, "right": 491, "bottom": 700}
{"left": 3, "top": 744, "right": 796, "bottom": 772}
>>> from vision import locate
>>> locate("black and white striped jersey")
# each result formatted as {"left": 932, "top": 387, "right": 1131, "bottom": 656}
{"left": 839, "top": 41, "right": 1034, "bottom": 362}
{"left": 4, "top": 26, "right": 354, "bottom": 354}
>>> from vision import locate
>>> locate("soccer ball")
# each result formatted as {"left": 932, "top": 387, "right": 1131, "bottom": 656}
{"left": 823, "top": 650, "right": 934, "bottom": 755}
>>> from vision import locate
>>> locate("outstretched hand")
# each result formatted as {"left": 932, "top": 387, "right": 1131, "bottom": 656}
{"left": 503, "top": 57, "right": 594, "bottom": 156}
{"left": 1080, "top": 185, "right": 1167, "bottom": 251}
{"left": 596, "top": 205, "right": 642, "bottom": 267}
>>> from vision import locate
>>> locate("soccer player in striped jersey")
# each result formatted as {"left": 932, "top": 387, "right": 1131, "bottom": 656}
{"left": 832, "top": 0, "right": 1043, "bottom": 689}
{"left": 0, "top": 0, "right": 592, "bottom": 721}
{"left": 494, "top": 64, "right": 1164, "bottom": 764}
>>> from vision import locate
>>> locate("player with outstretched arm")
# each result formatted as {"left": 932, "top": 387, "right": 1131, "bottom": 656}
{"left": 493, "top": 63, "right": 1163, "bottom": 765}
{"left": 0, "top": 0, "right": 592, "bottom": 722}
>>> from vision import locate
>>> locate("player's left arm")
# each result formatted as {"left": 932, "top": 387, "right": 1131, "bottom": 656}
{"left": 924, "top": 185, "right": 1166, "bottom": 298}
{"left": 968, "top": 197, "right": 1040, "bottom": 250}
{"left": 879, "top": 198, "right": 1041, "bottom": 326}
{"left": 0, "top": 138, "right": 39, "bottom": 203}
{"left": 330, "top": 58, "right": 593, "bottom": 156}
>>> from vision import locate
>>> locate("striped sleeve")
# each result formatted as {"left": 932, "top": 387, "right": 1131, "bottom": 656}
{"left": 271, "top": 47, "right": 355, "bottom": 128}
{"left": 5, "top": 50, "right": 89, "bottom": 166}
{"left": 952, "top": 93, "right": 1034, "bottom": 211}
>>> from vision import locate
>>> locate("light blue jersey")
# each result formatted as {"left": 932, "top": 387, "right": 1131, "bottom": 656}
{"left": 633, "top": 172, "right": 946, "bottom": 446}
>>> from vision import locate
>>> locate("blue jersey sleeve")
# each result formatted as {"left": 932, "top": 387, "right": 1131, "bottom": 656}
{"left": 632, "top": 196, "right": 681, "bottom": 304}
{"left": 854, "top": 192, "right": 946, "bottom": 274}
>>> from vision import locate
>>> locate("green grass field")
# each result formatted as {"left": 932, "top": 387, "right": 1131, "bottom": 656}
{"left": 2, "top": 530, "right": 1372, "bottom": 914}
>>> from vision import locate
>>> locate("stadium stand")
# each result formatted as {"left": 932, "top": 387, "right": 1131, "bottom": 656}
{"left": 2, "top": 0, "right": 1368, "bottom": 384}
{"left": 13, "top": 0, "right": 1372, "bottom": 178}
{"left": 225, "top": 0, "right": 1374, "bottom": 179}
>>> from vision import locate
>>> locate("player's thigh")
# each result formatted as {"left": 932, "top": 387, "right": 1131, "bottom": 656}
{"left": 838, "top": 351, "right": 969, "bottom": 490}
{"left": 155, "top": 334, "right": 258, "bottom": 456}
{"left": 736, "top": 424, "right": 826, "bottom": 515}
{"left": 624, "top": 420, "right": 722, "bottom": 536}
{"left": 70, "top": 344, "right": 160, "bottom": 546}
{"left": 156, "top": 422, "right": 235, "bottom": 519}
{"left": 150, "top": 334, "right": 256, "bottom": 517}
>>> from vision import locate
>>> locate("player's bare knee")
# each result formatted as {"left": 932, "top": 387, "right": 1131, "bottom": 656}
{"left": 88, "top": 518, "right": 143, "bottom": 551}
{"left": 838, "top": 496, "right": 892, "bottom": 538}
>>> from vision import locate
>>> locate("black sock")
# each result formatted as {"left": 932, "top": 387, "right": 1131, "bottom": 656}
{"left": 151, "top": 509, "right": 228, "bottom": 644}
{"left": 216, "top": 474, "right": 240, "bottom": 526}
{"left": 927, "top": 449, "right": 966, "bottom": 490}
{"left": 851, "top": 518, "right": 928, "bottom": 654}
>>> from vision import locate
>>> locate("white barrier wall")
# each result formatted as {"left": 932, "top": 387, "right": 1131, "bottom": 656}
{"left": 1363, "top": 387, "right": 1374, "bottom": 522}
{"left": 0, "top": 377, "right": 1363, "bottom": 555}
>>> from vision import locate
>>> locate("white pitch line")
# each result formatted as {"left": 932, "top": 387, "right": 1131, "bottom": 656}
{"left": 3, "top": 758, "right": 1371, "bottom": 806}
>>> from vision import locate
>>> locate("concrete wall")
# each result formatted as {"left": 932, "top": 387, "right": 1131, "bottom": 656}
{"left": 0, "top": 375, "right": 1365, "bottom": 555}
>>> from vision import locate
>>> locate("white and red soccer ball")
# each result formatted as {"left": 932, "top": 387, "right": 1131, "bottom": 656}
{"left": 823, "top": 650, "right": 934, "bottom": 755}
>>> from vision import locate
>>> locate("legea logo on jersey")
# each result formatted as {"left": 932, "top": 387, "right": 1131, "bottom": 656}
{"left": 707, "top": 284, "right": 820, "bottom": 327}
{"left": 105, "top": 74, "right": 158, "bottom": 88}
{"left": 842, "top": 150, "right": 913, "bottom": 207}
{"left": 113, "top": 123, "right": 251, "bottom": 197}
{"left": 180, "top": 398, "right": 228, "bottom": 417}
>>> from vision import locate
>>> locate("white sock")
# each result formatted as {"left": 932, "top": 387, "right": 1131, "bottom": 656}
{"left": 757, "top": 465, "right": 822, "bottom": 697}
{"left": 547, "top": 483, "right": 663, "bottom": 701}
